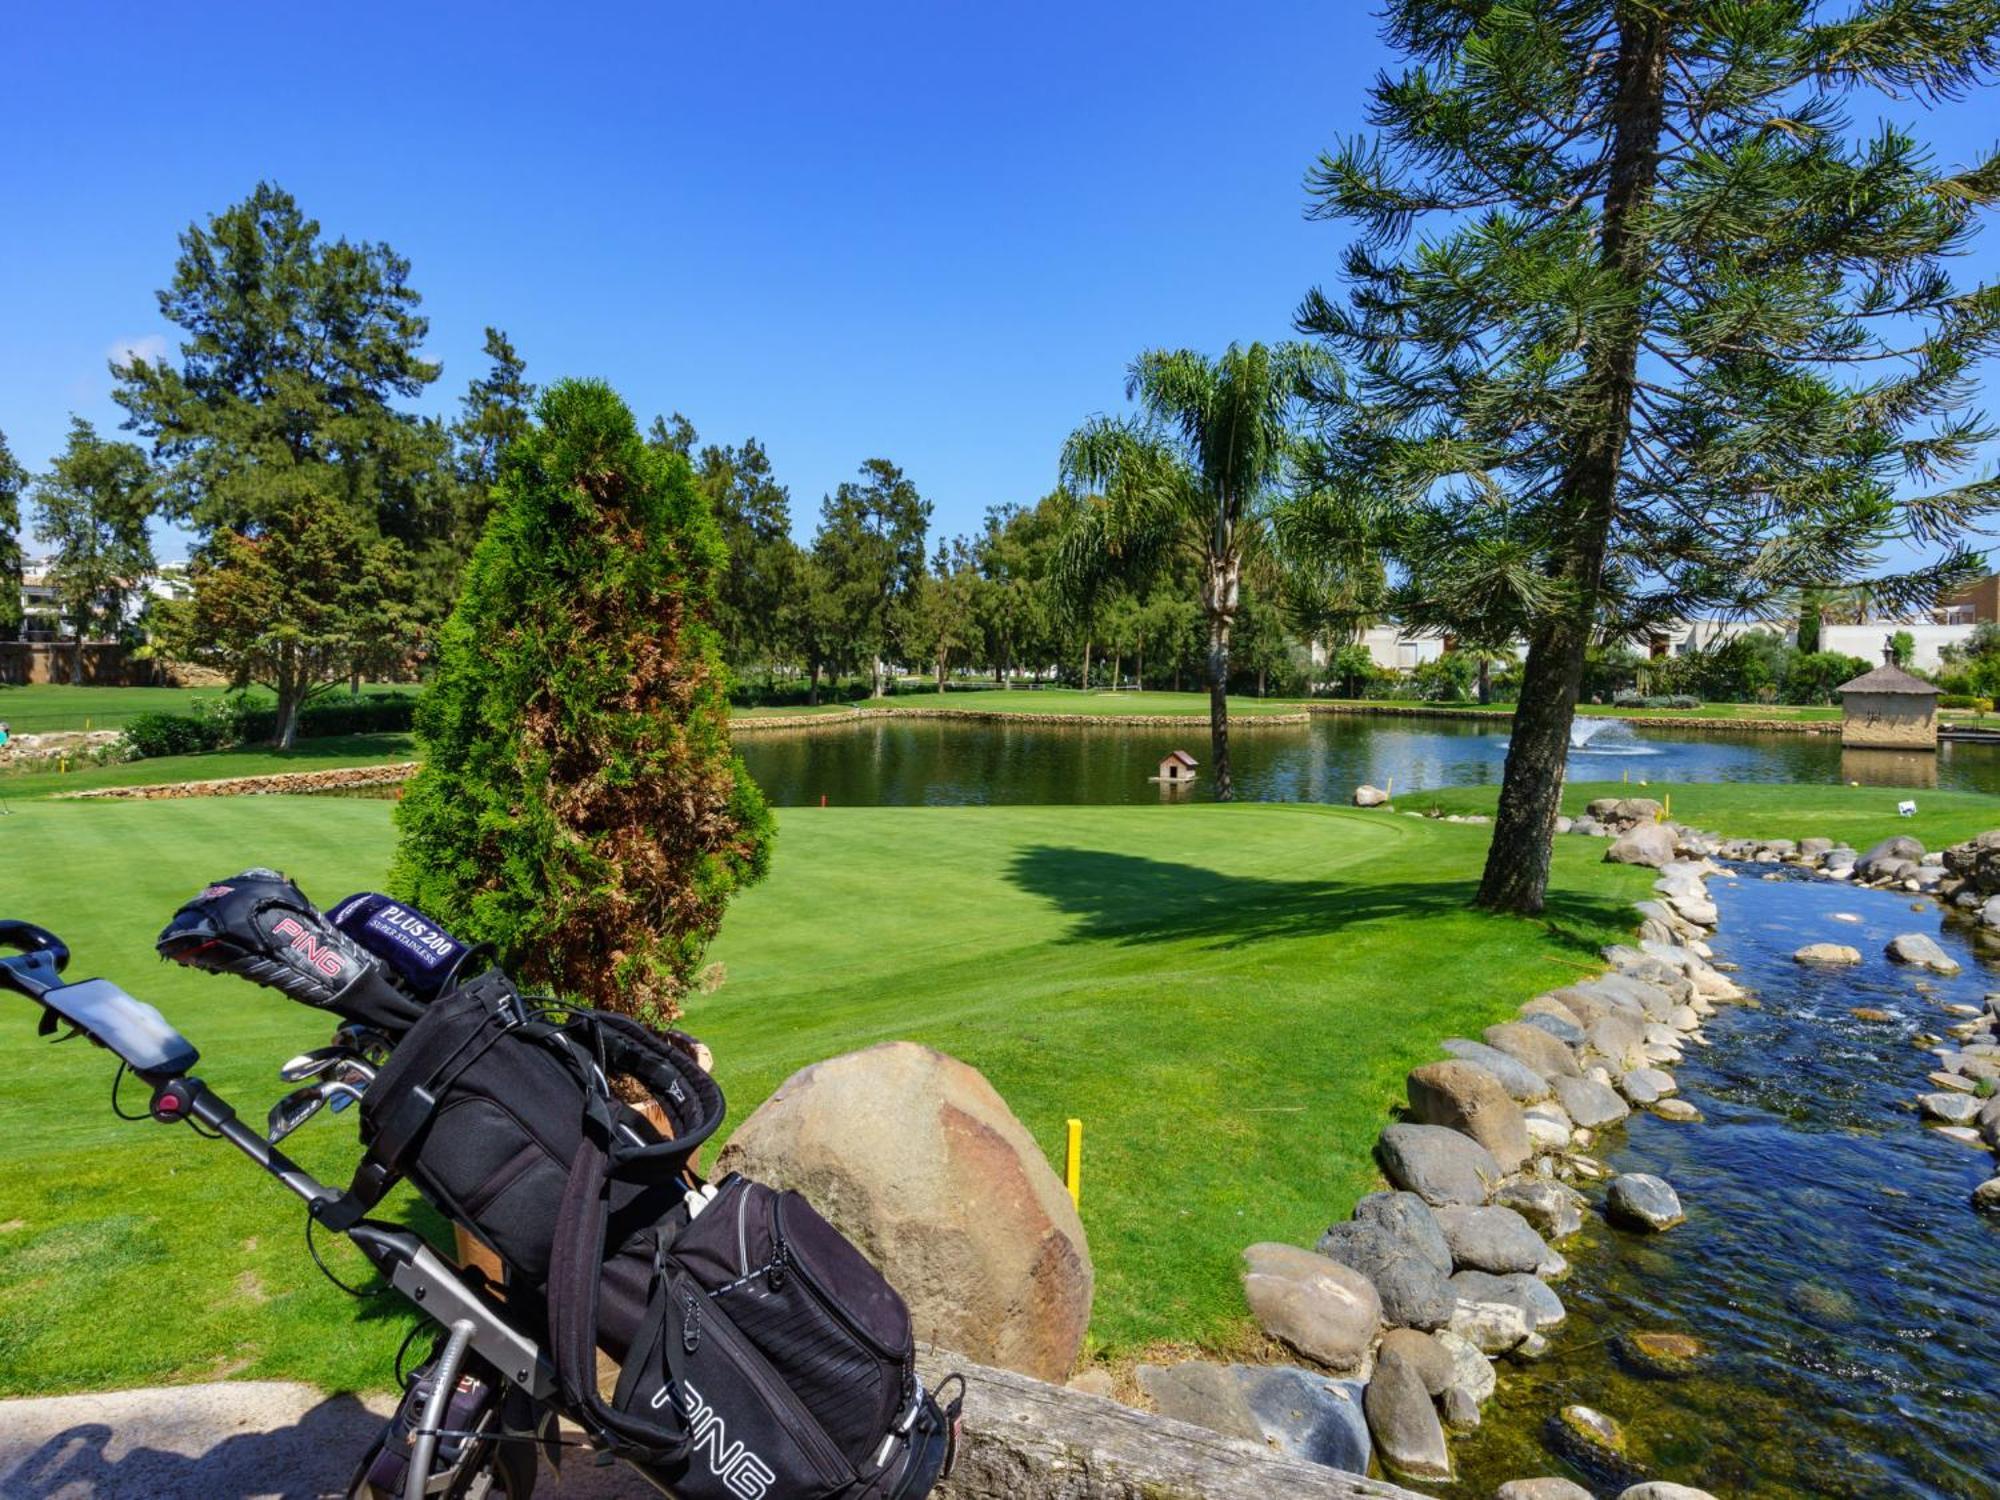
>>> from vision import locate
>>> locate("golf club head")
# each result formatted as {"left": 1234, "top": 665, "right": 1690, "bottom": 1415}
{"left": 280, "top": 1045, "right": 355, "bottom": 1083}
{"left": 267, "top": 1083, "right": 329, "bottom": 1142}
{"left": 323, "top": 1076, "right": 369, "bottom": 1113}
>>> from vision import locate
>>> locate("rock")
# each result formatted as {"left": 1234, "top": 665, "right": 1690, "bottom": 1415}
{"left": 1668, "top": 892, "right": 1718, "bottom": 927}
{"left": 1606, "top": 824, "right": 1678, "bottom": 867}
{"left": 1981, "top": 1094, "right": 2000, "bottom": 1148}
{"left": 1496, "top": 1481, "right": 1595, "bottom": 1500}
{"left": 1522, "top": 1009, "right": 1588, "bottom": 1047}
{"left": 1484, "top": 1021, "right": 1582, "bottom": 1080}
{"left": 1859, "top": 834, "right": 1925, "bottom": 878}
{"left": 1668, "top": 1004, "right": 1701, "bottom": 1032}
{"left": 1619, "top": 1067, "right": 1677, "bottom": 1105}
{"left": 1134, "top": 1362, "right": 1261, "bottom": 1441}
{"left": 1449, "top": 1269, "right": 1565, "bottom": 1333}
{"left": 1850, "top": 1006, "right": 1894, "bottom": 1023}
{"left": 1917, "top": 1091, "right": 1980, "bottom": 1124}
{"left": 1233, "top": 1364, "right": 1372, "bottom": 1474}
{"left": 1522, "top": 1102, "right": 1573, "bottom": 1154}
{"left": 1433, "top": 1205, "right": 1550, "bottom": 1274}
{"left": 715, "top": 1040, "right": 1090, "bottom": 1380}
{"left": 1972, "top": 1177, "right": 2000, "bottom": 1212}
{"left": 1607, "top": 1172, "right": 1685, "bottom": 1231}
{"left": 1065, "top": 1367, "right": 1116, "bottom": 1397}
{"left": 1618, "top": 1486, "right": 1722, "bottom": 1500}
{"left": 1315, "top": 1223, "right": 1453, "bottom": 1332}
{"left": 1241, "top": 1243, "right": 1381, "bottom": 1372}
{"left": 1353, "top": 784, "right": 1389, "bottom": 808}
{"left": 1405, "top": 1061, "right": 1532, "bottom": 1174}
{"left": 1652, "top": 1098, "right": 1703, "bottom": 1122}
{"left": 1616, "top": 1329, "right": 1704, "bottom": 1378}
{"left": 1548, "top": 1404, "right": 1631, "bottom": 1477}
{"left": 1800, "top": 836, "right": 1835, "bottom": 857}
{"left": 1446, "top": 1294, "right": 1530, "bottom": 1354}
{"left": 1927, "top": 1070, "right": 1978, "bottom": 1093}
{"left": 1787, "top": 1278, "right": 1857, "bottom": 1324}
{"left": 1552, "top": 1072, "right": 1632, "bottom": 1128}
{"left": 1376, "top": 1327, "right": 1453, "bottom": 1395}
{"left": 1441, "top": 1384, "right": 1481, "bottom": 1431}
{"left": 1440, "top": 1038, "right": 1553, "bottom": 1103}
{"left": 1585, "top": 1013, "right": 1650, "bottom": 1070}
{"left": 1433, "top": 1327, "right": 1494, "bottom": 1404}
{"left": 1363, "top": 1348, "right": 1452, "bottom": 1480}
{"left": 1886, "top": 933, "right": 1960, "bottom": 974}
{"left": 1520, "top": 993, "right": 1585, "bottom": 1032}
{"left": 1794, "top": 942, "right": 1862, "bottom": 965}
{"left": 1376, "top": 1124, "right": 1503, "bottom": 1207}
{"left": 1351, "top": 1190, "right": 1455, "bottom": 1274}
{"left": 1494, "top": 1178, "right": 1586, "bottom": 1239}
{"left": 1934, "top": 1124, "right": 1984, "bottom": 1146}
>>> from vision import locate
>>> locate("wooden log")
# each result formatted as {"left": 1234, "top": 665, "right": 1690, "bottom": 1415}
{"left": 916, "top": 1351, "right": 1427, "bottom": 1500}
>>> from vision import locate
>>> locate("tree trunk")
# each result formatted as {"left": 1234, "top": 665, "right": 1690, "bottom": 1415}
{"left": 349, "top": 669, "right": 361, "bottom": 697}
{"left": 807, "top": 658, "right": 821, "bottom": 706}
{"left": 1477, "top": 656, "right": 1492, "bottom": 705}
{"left": 1136, "top": 643, "right": 1145, "bottom": 690}
{"left": 936, "top": 649, "right": 947, "bottom": 692}
{"left": 1257, "top": 666, "right": 1266, "bottom": 698}
{"left": 1110, "top": 649, "right": 1121, "bottom": 690}
{"left": 69, "top": 633, "right": 83, "bottom": 686}
{"left": 1081, "top": 641, "right": 1091, "bottom": 691}
{"left": 872, "top": 656, "right": 885, "bottom": 698}
{"left": 1207, "top": 610, "right": 1234, "bottom": 801}
{"left": 1477, "top": 9, "right": 1669, "bottom": 914}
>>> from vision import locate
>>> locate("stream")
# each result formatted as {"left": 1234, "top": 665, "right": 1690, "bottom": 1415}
{"left": 1442, "top": 869, "right": 2000, "bottom": 1498}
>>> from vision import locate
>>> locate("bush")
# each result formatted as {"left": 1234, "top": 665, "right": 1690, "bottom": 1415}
{"left": 1939, "top": 693, "right": 1993, "bottom": 711}
{"left": 393, "top": 379, "right": 774, "bottom": 1031}
{"left": 231, "top": 693, "right": 418, "bottom": 741}
{"left": 1667, "top": 694, "right": 1702, "bottom": 709}
{"left": 119, "top": 710, "right": 232, "bottom": 759}
{"left": 1612, "top": 688, "right": 1645, "bottom": 708}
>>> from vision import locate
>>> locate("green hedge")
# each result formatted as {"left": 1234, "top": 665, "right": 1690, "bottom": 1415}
{"left": 117, "top": 693, "right": 420, "bottom": 759}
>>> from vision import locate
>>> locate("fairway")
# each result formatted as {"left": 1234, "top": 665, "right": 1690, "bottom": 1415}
{"left": 0, "top": 793, "right": 1656, "bottom": 1391}
{"left": 0, "top": 683, "right": 414, "bottom": 735}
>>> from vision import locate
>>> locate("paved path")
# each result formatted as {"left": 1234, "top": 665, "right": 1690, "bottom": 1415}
{"left": 0, "top": 1382, "right": 656, "bottom": 1499}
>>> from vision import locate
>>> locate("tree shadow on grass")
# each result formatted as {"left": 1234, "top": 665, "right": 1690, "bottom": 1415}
{"left": 1006, "top": 844, "right": 1624, "bottom": 961}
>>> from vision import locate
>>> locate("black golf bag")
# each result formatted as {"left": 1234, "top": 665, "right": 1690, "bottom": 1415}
{"left": 158, "top": 872, "right": 960, "bottom": 1499}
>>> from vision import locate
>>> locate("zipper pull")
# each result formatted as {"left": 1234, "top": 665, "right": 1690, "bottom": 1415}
{"left": 681, "top": 1292, "right": 702, "bottom": 1353}
{"left": 767, "top": 1235, "right": 788, "bottom": 1291}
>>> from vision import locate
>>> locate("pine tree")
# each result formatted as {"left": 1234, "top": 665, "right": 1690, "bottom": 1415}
{"left": 1298, "top": 0, "right": 2000, "bottom": 911}
{"left": 393, "top": 379, "right": 773, "bottom": 1031}
{"left": 116, "top": 181, "right": 449, "bottom": 744}
{"left": 451, "top": 327, "right": 536, "bottom": 537}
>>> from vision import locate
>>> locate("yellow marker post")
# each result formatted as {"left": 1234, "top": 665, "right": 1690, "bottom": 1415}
{"left": 1385, "top": 775, "right": 1394, "bottom": 801}
{"left": 1064, "top": 1119, "right": 1082, "bottom": 1208}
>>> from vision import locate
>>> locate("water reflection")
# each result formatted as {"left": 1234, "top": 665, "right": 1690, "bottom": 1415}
{"left": 735, "top": 715, "right": 2000, "bottom": 808}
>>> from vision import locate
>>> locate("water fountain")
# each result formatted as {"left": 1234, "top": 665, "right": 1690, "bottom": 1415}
{"left": 1567, "top": 716, "right": 1658, "bottom": 757}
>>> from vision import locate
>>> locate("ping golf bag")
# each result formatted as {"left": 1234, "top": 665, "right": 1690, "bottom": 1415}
{"left": 158, "top": 872, "right": 961, "bottom": 1498}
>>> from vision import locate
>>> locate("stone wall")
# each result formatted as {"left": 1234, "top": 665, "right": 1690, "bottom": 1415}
{"left": 1840, "top": 692, "right": 1938, "bottom": 750}
{"left": 58, "top": 763, "right": 419, "bottom": 800}
{"left": 0, "top": 643, "right": 157, "bottom": 686}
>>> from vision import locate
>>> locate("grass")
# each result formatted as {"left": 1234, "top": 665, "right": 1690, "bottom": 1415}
{"left": 1415, "top": 778, "right": 2000, "bottom": 849}
{"left": 0, "top": 734, "right": 417, "bottom": 800}
{"left": 0, "top": 683, "right": 413, "bottom": 735}
{"left": 0, "top": 794, "right": 1661, "bottom": 1393}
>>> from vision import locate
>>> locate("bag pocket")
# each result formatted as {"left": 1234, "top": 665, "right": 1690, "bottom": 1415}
{"left": 616, "top": 1269, "right": 852, "bottom": 1500}
{"left": 409, "top": 1095, "right": 569, "bottom": 1280}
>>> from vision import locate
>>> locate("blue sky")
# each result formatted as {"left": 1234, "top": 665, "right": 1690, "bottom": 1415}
{"left": 4, "top": 2, "right": 1999, "bottom": 564}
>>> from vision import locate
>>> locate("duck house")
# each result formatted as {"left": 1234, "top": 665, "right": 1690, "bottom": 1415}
{"left": 1837, "top": 647, "right": 1939, "bottom": 751}
{"left": 1151, "top": 749, "right": 1198, "bottom": 785}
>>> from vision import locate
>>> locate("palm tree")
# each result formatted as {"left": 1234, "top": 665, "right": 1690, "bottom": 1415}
{"left": 1056, "top": 343, "right": 1326, "bottom": 800}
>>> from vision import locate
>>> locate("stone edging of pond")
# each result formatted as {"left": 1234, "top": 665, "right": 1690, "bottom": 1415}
{"left": 54, "top": 763, "right": 421, "bottom": 800}
{"left": 729, "top": 701, "right": 1841, "bottom": 736}
{"left": 1147, "top": 795, "right": 2000, "bottom": 1495}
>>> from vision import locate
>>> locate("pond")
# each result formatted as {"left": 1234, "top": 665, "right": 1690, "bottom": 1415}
{"left": 1442, "top": 868, "right": 2000, "bottom": 1499}
{"left": 734, "top": 714, "right": 2000, "bottom": 807}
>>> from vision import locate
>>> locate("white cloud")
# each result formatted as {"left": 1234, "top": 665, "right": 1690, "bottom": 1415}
{"left": 106, "top": 334, "right": 169, "bottom": 370}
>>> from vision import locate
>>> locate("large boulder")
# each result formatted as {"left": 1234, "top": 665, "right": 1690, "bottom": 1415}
{"left": 1317, "top": 1192, "right": 1454, "bottom": 1329}
{"left": 1352, "top": 784, "right": 1390, "bottom": 808}
{"left": 1233, "top": 1365, "right": 1372, "bottom": 1473}
{"left": 1886, "top": 932, "right": 1960, "bottom": 974}
{"left": 1448, "top": 1268, "right": 1565, "bottom": 1332}
{"left": 1942, "top": 828, "right": 2000, "bottom": 896}
{"left": 1494, "top": 1178, "right": 1587, "bottom": 1240}
{"left": 1552, "top": 1072, "right": 1632, "bottom": 1128}
{"left": 1376, "top": 1124, "right": 1503, "bottom": 1207}
{"left": 1135, "top": 1361, "right": 1262, "bottom": 1442}
{"left": 1858, "top": 834, "right": 1924, "bottom": 879}
{"left": 1606, "top": 1173, "right": 1686, "bottom": 1232}
{"left": 715, "top": 1041, "right": 1090, "bottom": 1381}
{"left": 1431, "top": 1204, "right": 1549, "bottom": 1275}
{"left": 1606, "top": 823, "right": 1678, "bottom": 868}
{"left": 1438, "top": 1039, "right": 1552, "bottom": 1103}
{"left": 1405, "top": 1061, "right": 1532, "bottom": 1173}
{"left": 1584, "top": 1013, "right": 1650, "bottom": 1071}
{"left": 1484, "top": 1021, "right": 1582, "bottom": 1080}
{"left": 1363, "top": 1347, "right": 1452, "bottom": 1480}
{"left": 1241, "top": 1243, "right": 1381, "bottom": 1371}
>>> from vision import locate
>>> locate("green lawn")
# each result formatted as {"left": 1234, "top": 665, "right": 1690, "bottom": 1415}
{"left": 0, "top": 794, "right": 1661, "bottom": 1393}
{"left": 0, "top": 734, "right": 416, "bottom": 800}
{"left": 0, "top": 683, "right": 413, "bottom": 735}
{"left": 1416, "top": 778, "right": 2000, "bottom": 849}
{"left": 855, "top": 688, "right": 1313, "bottom": 716}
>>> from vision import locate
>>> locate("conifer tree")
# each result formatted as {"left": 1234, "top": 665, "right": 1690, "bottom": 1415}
{"left": 30, "top": 418, "right": 157, "bottom": 682}
{"left": 393, "top": 379, "right": 773, "bottom": 1030}
{"left": 1298, "top": 0, "right": 2000, "bottom": 911}
{"left": 0, "top": 430, "right": 25, "bottom": 639}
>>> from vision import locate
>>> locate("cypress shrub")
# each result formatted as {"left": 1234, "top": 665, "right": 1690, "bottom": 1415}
{"left": 392, "top": 379, "right": 773, "bottom": 1030}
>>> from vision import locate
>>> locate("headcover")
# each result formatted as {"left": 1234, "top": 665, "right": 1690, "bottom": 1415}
{"left": 156, "top": 870, "right": 427, "bottom": 1035}
{"left": 328, "top": 892, "right": 480, "bottom": 1001}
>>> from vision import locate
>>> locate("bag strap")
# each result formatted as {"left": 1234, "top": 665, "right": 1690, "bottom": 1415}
{"left": 547, "top": 1124, "right": 693, "bottom": 1463}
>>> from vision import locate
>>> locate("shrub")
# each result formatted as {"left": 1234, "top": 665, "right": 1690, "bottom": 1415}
{"left": 1667, "top": 694, "right": 1702, "bottom": 709}
{"left": 119, "top": 710, "right": 232, "bottom": 759}
{"left": 230, "top": 692, "right": 418, "bottom": 742}
{"left": 1612, "top": 689, "right": 1645, "bottom": 708}
{"left": 1939, "top": 693, "right": 1993, "bottom": 711}
{"left": 392, "top": 379, "right": 774, "bottom": 1031}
